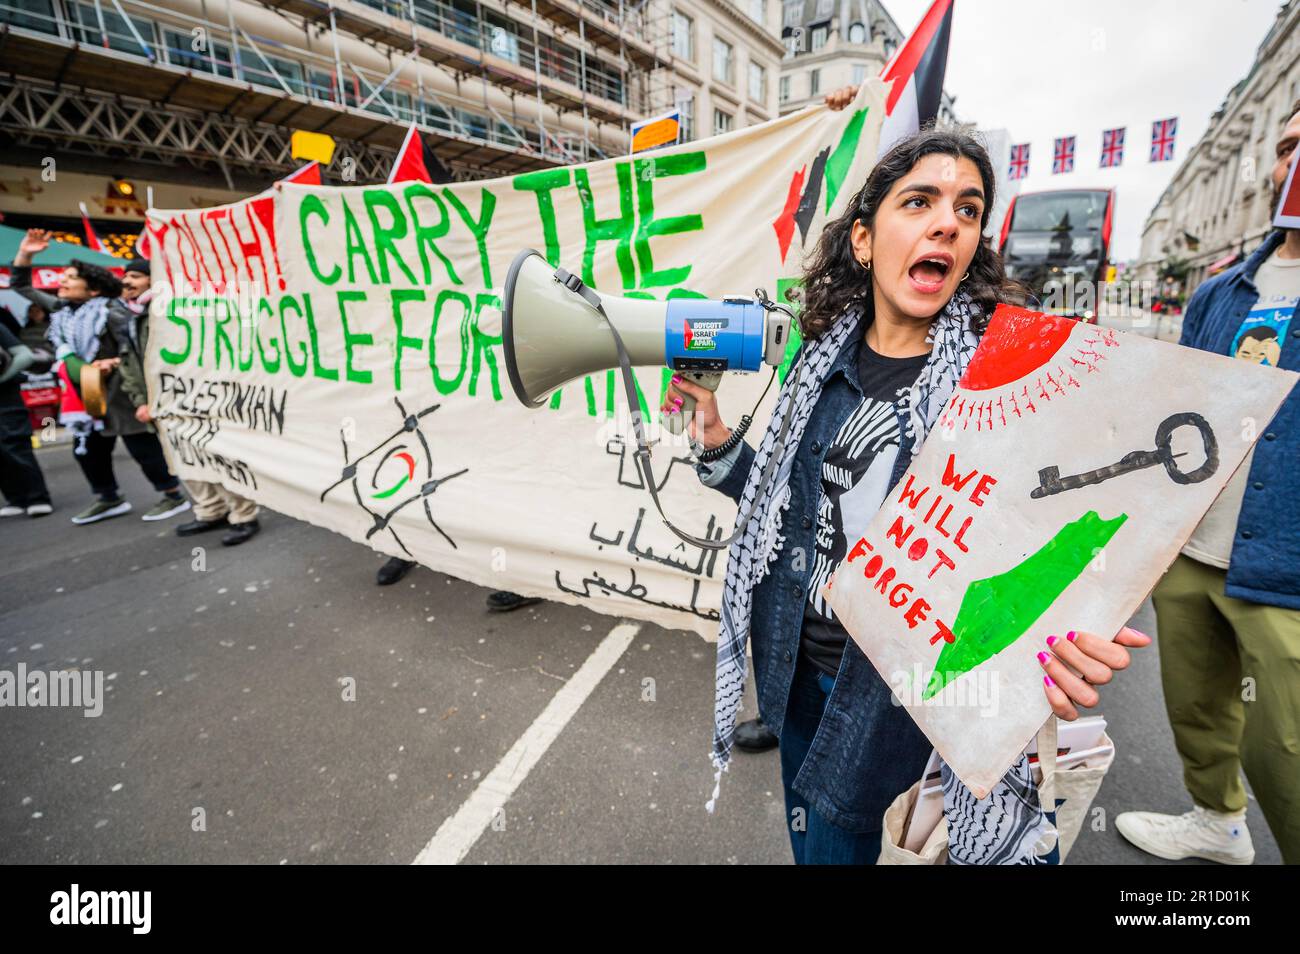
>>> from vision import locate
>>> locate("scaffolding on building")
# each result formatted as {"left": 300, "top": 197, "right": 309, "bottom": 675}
{"left": 636, "top": 0, "right": 679, "bottom": 123}
{"left": 0, "top": 0, "right": 675, "bottom": 185}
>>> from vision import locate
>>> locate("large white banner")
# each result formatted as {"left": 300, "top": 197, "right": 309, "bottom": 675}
{"left": 143, "top": 84, "right": 885, "bottom": 638}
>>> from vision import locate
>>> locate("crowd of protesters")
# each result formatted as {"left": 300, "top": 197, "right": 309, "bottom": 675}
{"left": 4, "top": 88, "right": 1296, "bottom": 866}
{"left": 0, "top": 227, "right": 541, "bottom": 609}
{"left": 0, "top": 229, "right": 260, "bottom": 546}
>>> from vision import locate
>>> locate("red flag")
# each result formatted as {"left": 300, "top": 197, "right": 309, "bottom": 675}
{"left": 877, "top": 0, "right": 953, "bottom": 155}
{"left": 282, "top": 161, "right": 322, "bottom": 185}
{"left": 79, "top": 202, "right": 108, "bottom": 254}
{"left": 387, "top": 123, "right": 451, "bottom": 184}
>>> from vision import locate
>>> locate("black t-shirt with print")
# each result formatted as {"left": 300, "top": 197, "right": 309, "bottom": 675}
{"left": 801, "top": 340, "right": 929, "bottom": 677}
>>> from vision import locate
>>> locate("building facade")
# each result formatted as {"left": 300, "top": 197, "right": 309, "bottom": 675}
{"left": 662, "top": 0, "right": 784, "bottom": 142}
{"left": 1136, "top": 0, "right": 1300, "bottom": 294}
{"left": 0, "top": 0, "right": 781, "bottom": 253}
{"left": 775, "top": 0, "right": 955, "bottom": 123}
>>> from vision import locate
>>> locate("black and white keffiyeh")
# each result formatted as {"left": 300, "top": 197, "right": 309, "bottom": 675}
{"left": 47, "top": 296, "right": 111, "bottom": 446}
{"left": 941, "top": 753, "right": 1058, "bottom": 865}
{"left": 706, "top": 289, "right": 982, "bottom": 810}
{"left": 46, "top": 295, "right": 110, "bottom": 363}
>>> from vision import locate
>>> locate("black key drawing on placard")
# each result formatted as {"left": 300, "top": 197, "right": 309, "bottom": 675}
{"left": 1030, "top": 412, "right": 1219, "bottom": 500}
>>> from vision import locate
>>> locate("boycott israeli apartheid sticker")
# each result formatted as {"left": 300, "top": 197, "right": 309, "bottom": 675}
{"left": 824, "top": 306, "right": 1296, "bottom": 797}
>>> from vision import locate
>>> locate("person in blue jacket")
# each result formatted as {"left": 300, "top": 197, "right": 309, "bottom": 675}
{"left": 1117, "top": 101, "right": 1300, "bottom": 867}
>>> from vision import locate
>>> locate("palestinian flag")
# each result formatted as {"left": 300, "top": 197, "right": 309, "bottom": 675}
{"left": 877, "top": 0, "right": 953, "bottom": 156}
{"left": 387, "top": 123, "right": 452, "bottom": 185}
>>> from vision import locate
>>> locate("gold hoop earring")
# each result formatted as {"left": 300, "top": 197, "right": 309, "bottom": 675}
{"left": 961, "top": 271, "right": 969, "bottom": 282}
{"left": 859, "top": 259, "right": 872, "bottom": 272}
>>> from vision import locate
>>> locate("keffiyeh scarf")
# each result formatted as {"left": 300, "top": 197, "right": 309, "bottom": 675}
{"left": 941, "top": 754, "right": 1058, "bottom": 865}
{"left": 47, "top": 295, "right": 110, "bottom": 363}
{"left": 707, "top": 289, "right": 982, "bottom": 810}
{"left": 47, "top": 296, "right": 111, "bottom": 446}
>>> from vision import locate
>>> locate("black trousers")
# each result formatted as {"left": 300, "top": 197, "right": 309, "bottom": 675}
{"left": 74, "top": 428, "right": 178, "bottom": 500}
{"left": 0, "top": 399, "right": 52, "bottom": 507}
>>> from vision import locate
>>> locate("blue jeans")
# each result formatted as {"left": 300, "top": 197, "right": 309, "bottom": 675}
{"left": 779, "top": 658, "right": 883, "bottom": 864}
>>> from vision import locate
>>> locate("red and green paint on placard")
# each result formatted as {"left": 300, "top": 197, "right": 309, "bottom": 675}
{"left": 923, "top": 509, "right": 1128, "bottom": 699}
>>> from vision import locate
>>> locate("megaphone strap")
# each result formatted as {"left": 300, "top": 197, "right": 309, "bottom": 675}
{"left": 553, "top": 267, "right": 802, "bottom": 552}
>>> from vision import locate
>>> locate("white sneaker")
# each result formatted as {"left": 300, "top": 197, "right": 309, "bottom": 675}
{"left": 26, "top": 503, "right": 53, "bottom": 517}
{"left": 0, "top": 505, "right": 23, "bottom": 517}
{"left": 1116, "top": 806, "right": 1255, "bottom": 865}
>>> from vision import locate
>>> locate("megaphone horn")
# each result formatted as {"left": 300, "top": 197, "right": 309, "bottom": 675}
{"left": 502, "top": 248, "right": 791, "bottom": 435}
{"left": 502, "top": 248, "right": 800, "bottom": 548}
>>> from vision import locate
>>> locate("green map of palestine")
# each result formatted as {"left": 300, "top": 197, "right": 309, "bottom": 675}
{"left": 923, "top": 510, "right": 1129, "bottom": 699}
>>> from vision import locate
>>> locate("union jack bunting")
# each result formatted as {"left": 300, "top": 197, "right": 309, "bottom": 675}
{"left": 1100, "top": 127, "right": 1125, "bottom": 168}
{"left": 1151, "top": 117, "right": 1178, "bottom": 162}
{"left": 1008, "top": 143, "right": 1030, "bottom": 180}
{"left": 1052, "top": 136, "right": 1076, "bottom": 174}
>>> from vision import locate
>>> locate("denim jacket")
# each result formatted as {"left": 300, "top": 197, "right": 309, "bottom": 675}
{"left": 1179, "top": 229, "right": 1300, "bottom": 610}
{"left": 697, "top": 320, "right": 931, "bottom": 832}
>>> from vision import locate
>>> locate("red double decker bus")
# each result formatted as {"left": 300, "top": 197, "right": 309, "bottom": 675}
{"left": 997, "top": 188, "right": 1116, "bottom": 321}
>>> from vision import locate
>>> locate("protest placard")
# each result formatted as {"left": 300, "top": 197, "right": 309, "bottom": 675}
{"left": 826, "top": 305, "right": 1298, "bottom": 795}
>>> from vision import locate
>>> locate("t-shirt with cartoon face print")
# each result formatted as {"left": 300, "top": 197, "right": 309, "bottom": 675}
{"left": 1232, "top": 295, "right": 1294, "bottom": 366}
{"left": 1184, "top": 248, "right": 1300, "bottom": 568}
{"left": 801, "top": 341, "right": 928, "bottom": 678}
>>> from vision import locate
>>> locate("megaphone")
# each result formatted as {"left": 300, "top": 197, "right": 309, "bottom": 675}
{"left": 501, "top": 248, "right": 802, "bottom": 549}
{"left": 502, "top": 249, "right": 792, "bottom": 435}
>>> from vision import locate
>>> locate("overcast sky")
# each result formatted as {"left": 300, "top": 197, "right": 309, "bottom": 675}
{"left": 881, "top": 0, "right": 1288, "bottom": 261}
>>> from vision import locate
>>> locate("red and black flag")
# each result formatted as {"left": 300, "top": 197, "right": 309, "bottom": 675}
{"left": 387, "top": 123, "right": 452, "bottom": 185}
{"left": 878, "top": 0, "right": 953, "bottom": 155}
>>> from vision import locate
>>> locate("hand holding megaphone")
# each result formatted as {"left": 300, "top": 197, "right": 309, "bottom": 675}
{"left": 502, "top": 248, "right": 791, "bottom": 417}
{"left": 662, "top": 373, "right": 729, "bottom": 447}
{"left": 502, "top": 248, "right": 800, "bottom": 548}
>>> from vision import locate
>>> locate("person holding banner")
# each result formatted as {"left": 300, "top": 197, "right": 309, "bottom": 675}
{"left": 664, "top": 129, "right": 1149, "bottom": 864}
{"left": 103, "top": 255, "right": 262, "bottom": 547}
{"left": 109, "top": 257, "right": 156, "bottom": 429}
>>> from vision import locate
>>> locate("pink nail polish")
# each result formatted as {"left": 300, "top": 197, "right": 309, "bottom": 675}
{"left": 1046, "top": 635, "right": 1058, "bottom": 647}
{"left": 1037, "top": 651, "right": 1050, "bottom": 665}
{"left": 671, "top": 375, "right": 682, "bottom": 383}
{"left": 1066, "top": 631, "right": 1077, "bottom": 642}
{"left": 1044, "top": 675, "right": 1055, "bottom": 688}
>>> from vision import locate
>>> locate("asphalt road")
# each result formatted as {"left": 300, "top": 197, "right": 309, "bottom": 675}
{"left": 0, "top": 440, "right": 1282, "bottom": 864}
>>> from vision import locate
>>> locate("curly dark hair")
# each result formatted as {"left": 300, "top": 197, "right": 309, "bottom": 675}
{"left": 68, "top": 259, "right": 123, "bottom": 299}
{"left": 789, "top": 128, "right": 1025, "bottom": 340}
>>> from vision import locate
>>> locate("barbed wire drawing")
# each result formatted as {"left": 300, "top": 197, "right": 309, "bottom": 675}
{"left": 320, "top": 397, "right": 468, "bottom": 556}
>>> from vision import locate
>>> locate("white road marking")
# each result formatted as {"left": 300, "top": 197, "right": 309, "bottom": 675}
{"left": 412, "top": 621, "right": 640, "bottom": 865}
